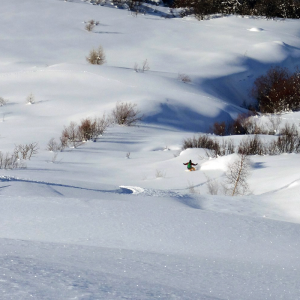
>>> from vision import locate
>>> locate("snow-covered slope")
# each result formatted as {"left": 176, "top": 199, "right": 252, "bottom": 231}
{"left": 1, "top": 0, "right": 300, "bottom": 299}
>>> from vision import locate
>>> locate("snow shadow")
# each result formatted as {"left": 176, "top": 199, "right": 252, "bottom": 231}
{"left": 143, "top": 102, "right": 232, "bottom": 132}
{"left": 174, "top": 195, "right": 203, "bottom": 209}
{"left": 0, "top": 176, "right": 133, "bottom": 195}
{"left": 200, "top": 49, "right": 300, "bottom": 108}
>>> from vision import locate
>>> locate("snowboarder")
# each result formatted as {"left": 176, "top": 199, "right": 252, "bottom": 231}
{"left": 183, "top": 160, "right": 198, "bottom": 171}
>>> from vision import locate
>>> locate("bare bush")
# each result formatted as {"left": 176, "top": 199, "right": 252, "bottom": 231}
{"left": 178, "top": 73, "right": 191, "bottom": 83}
{"left": 85, "top": 20, "right": 96, "bottom": 32}
{"left": 14, "top": 142, "right": 39, "bottom": 160}
{"left": 58, "top": 115, "right": 110, "bottom": 150}
{"left": 212, "top": 113, "right": 270, "bottom": 136}
{"left": 86, "top": 45, "right": 106, "bottom": 65}
{"left": 0, "top": 151, "right": 25, "bottom": 169}
{"left": 133, "top": 59, "right": 150, "bottom": 73}
{"left": 237, "top": 135, "right": 266, "bottom": 156}
{"left": 26, "top": 93, "right": 35, "bottom": 104}
{"left": 46, "top": 138, "right": 63, "bottom": 152}
{"left": 182, "top": 135, "right": 234, "bottom": 157}
{"left": 78, "top": 115, "right": 110, "bottom": 141}
{"left": 212, "top": 121, "right": 227, "bottom": 136}
{"left": 155, "top": 169, "right": 166, "bottom": 178}
{"left": 61, "top": 122, "right": 83, "bottom": 148}
{"left": 224, "top": 153, "right": 250, "bottom": 196}
{"left": 0, "top": 97, "right": 8, "bottom": 106}
{"left": 252, "top": 66, "right": 300, "bottom": 113}
{"left": 276, "top": 123, "right": 300, "bottom": 153}
{"left": 112, "top": 102, "right": 143, "bottom": 126}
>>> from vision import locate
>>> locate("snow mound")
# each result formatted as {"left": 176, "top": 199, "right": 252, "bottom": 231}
{"left": 201, "top": 154, "right": 237, "bottom": 172}
{"left": 248, "top": 27, "right": 264, "bottom": 32}
{"left": 119, "top": 186, "right": 144, "bottom": 194}
{"left": 248, "top": 41, "right": 290, "bottom": 63}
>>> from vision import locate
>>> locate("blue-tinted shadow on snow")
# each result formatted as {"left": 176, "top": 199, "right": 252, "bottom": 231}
{"left": 199, "top": 48, "right": 300, "bottom": 108}
{"left": 142, "top": 103, "right": 233, "bottom": 132}
{"left": 0, "top": 176, "right": 133, "bottom": 195}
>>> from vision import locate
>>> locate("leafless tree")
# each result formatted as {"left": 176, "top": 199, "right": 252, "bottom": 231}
{"left": 224, "top": 153, "right": 250, "bottom": 196}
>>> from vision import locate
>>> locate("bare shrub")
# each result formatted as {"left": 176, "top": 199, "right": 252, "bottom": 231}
{"left": 276, "top": 123, "right": 300, "bottom": 153}
{"left": 178, "top": 73, "right": 191, "bottom": 83}
{"left": 0, "top": 97, "right": 8, "bottom": 106}
{"left": 46, "top": 138, "right": 63, "bottom": 152}
{"left": 237, "top": 135, "right": 266, "bottom": 156}
{"left": 85, "top": 20, "right": 96, "bottom": 32}
{"left": 111, "top": 102, "right": 143, "bottom": 126}
{"left": 78, "top": 116, "right": 110, "bottom": 141}
{"left": 0, "top": 151, "right": 25, "bottom": 169}
{"left": 61, "top": 122, "right": 83, "bottom": 148}
{"left": 58, "top": 115, "right": 110, "bottom": 149}
{"left": 252, "top": 66, "right": 300, "bottom": 113}
{"left": 224, "top": 153, "right": 250, "bottom": 196}
{"left": 126, "top": 152, "right": 131, "bottom": 159}
{"left": 212, "top": 121, "right": 227, "bottom": 136}
{"left": 14, "top": 142, "right": 39, "bottom": 160}
{"left": 155, "top": 169, "right": 166, "bottom": 178}
{"left": 86, "top": 45, "right": 106, "bottom": 65}
{"left": 133, "top": 59, "right": 150, "bottom": 73}
{"left": 94, "top": 114, "right": 111, "bottom": 137}
{"left": 182, "top": 135, "right": 234, "bottom": 157}
{"left": 212, "top": 113, "right": 270, "bottom": 136}
{"left": 78, "top": 118, "right": 97, "bottom": 141}
{"left": 26, "top": 93, "right": 35, "bottom": 104}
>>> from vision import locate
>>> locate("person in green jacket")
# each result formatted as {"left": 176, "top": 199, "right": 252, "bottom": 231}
{"left": 183, "top": 160, "right": 198, "bottom": 171}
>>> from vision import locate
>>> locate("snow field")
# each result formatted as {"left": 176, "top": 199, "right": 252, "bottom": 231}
{"left": 1, "top": 0, "right": 300, "bottom": 299}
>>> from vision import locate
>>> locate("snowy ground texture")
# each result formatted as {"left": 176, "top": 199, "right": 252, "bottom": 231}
{"left": 1, "top": 0, "right": 300, "bottom": 299}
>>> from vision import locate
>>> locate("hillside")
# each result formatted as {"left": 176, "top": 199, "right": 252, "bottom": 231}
{"left": 1, "top": 1, "right": 300, "bottom": 299}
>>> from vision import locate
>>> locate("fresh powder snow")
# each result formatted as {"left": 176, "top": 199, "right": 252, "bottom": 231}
{"left": 0, "top": 0, "right": 300, "bottom": 299}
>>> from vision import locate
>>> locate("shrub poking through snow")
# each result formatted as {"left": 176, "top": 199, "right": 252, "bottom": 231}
{"left": 182, "top": 135, "right": 234, "bottom": 157}
{"left": 111, "top": 102, "right": 143, "bottom": 126}
{"left": 85, "top": 20, "right": 96, "bottom": 32}
{"left": 78, "top": 115, "right": 110, "bottom": 141}
{"left": 178, "top": 73, "right": 191, "bottom": 83}
{"left": 14, "top": 142, "right": 39, "bottom": 160}
{"left": 55, "top": 115, "right": 110, "bottom": 150}
{"left": 0, "top": 151, "right": 26, "bottom": 169}
{"left": 252, "top": 66, "right": 300, "bottom": 114}
{"left": 0, "top": 97, "right": 8, "bottom": 106}
{"left": 26, "top": 93, "right": 35, "bottom": 104}
{"left": 134, "top": 59, "right": 150, "bottom": 73}
{"left": 86, "top": 45, "right": 106, "bottom": 65}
